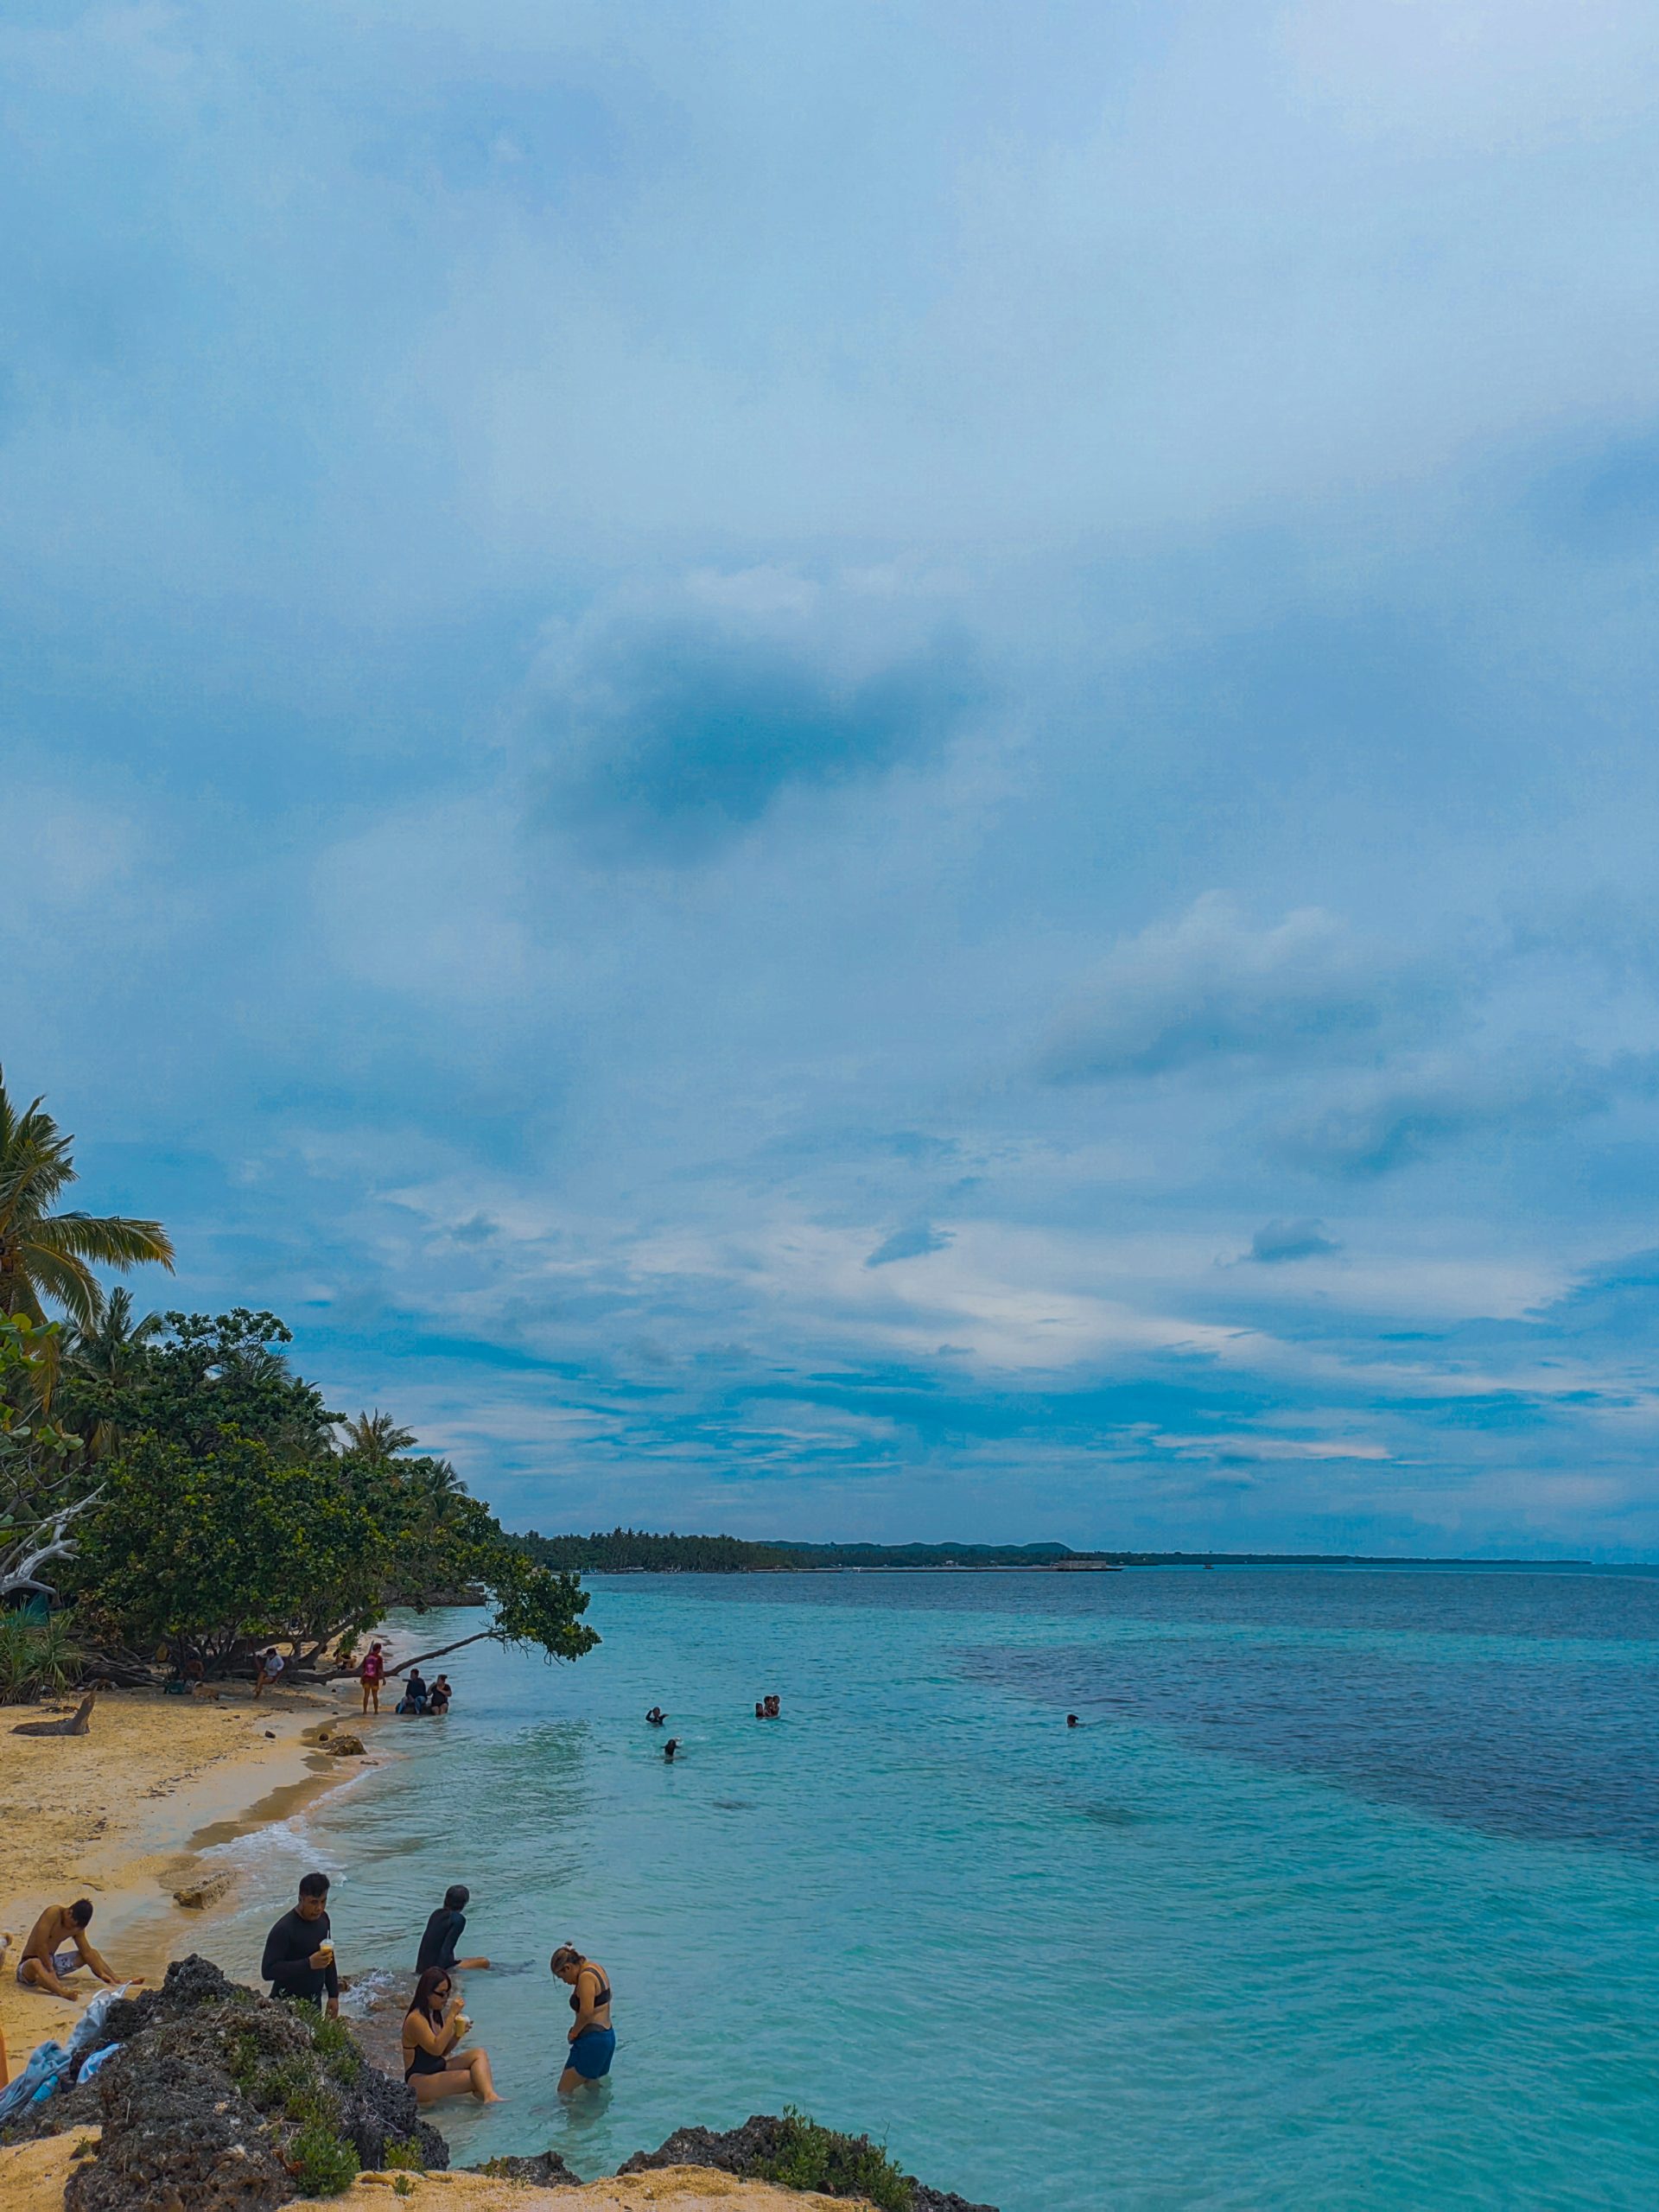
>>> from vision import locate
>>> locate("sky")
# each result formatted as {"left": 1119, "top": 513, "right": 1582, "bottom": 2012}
{"left": 8, "top": 1, "right": 1659, "bottom": 1557}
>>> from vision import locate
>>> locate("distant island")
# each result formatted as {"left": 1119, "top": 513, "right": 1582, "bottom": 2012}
{"left": 512, "top": 1528, "right": 1593, "bottom": 1573}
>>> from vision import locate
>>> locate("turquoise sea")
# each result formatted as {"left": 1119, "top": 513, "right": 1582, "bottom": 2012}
{"left": 209, "top": 1568, "right": 1659, "bottom": 2210}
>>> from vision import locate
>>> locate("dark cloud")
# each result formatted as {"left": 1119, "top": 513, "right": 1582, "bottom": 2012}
{"left": 1039, "top": 894, "right": 1452, "bottom": 1084}
{"left": 866, "top": 1222, "right": 953, "bottom": 1268}
{"left": 530, "top": 593, "right": 982, "bottom": 857}
{"left": 1246, "top": 1218, "right": 1341, "bottom": 1264}
{"left": 1274, "top": 1052, "right": 1656, "bottom": 1179}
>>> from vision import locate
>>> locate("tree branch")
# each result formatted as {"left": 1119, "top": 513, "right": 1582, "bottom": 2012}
{"left": 380, "top": 1628, "right": 502, "bottom": 1675}
{"left": 0, "top": 1488, "right": 101, "bottom": 1600}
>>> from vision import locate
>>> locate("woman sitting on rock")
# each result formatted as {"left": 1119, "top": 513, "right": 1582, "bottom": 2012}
{"left": 401, "top": 1967, "right": 503, "bottom": 2103}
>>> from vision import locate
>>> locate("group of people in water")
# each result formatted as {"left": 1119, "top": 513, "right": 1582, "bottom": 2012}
{"left": 258, "top": 1873, "right": 613, "bottom": 2105}
{"left": 645, "top": 1691, "right": 780, "bottom": 1759}
{"left": 353, "top": 1642, "right": 451, "bottom": 1717}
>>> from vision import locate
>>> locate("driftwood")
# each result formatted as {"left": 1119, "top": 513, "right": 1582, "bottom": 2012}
{"left": 11, "top": 1690, "right": 95, "bottom": 1737}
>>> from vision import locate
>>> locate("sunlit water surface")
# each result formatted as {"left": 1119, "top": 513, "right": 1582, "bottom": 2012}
{"left": 209, "top": 1567, "right": 1659, "bottom": 2210}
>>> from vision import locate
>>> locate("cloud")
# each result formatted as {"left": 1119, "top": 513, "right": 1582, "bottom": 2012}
{"left": 1275, "top": 1052, "right": 1656, "bottom": 1178}
{"left": 525, "top": 571, "right": 983, "bottom": 857}
{"left": 1246, "top": 1218, "right": 1342, "bottom": 1264}
{"left": 866, "top": 1222, "right": 954, "bottom": 1268}
{"left": 1038, "top": 894, "right": 1447, "bottom": 1084}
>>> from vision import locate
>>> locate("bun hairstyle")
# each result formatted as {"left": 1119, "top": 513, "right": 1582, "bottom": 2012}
{"left": 550, "top": 1944, "right": 583, "bottom": 1976}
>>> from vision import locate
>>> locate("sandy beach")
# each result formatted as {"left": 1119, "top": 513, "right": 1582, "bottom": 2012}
{"left": 0, "top": 1680, "right": 375, "bottom": 2066}
{"left": 0, "top": 2137, "right": 864, "bottom": 2212}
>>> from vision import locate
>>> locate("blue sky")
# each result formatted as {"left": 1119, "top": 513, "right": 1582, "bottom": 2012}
{"left": 9, "top": 1, "right": 1659, "bottom": 1555}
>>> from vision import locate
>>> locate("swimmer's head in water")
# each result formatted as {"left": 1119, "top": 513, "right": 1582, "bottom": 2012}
{"left": 69, "top": 1899, "right": 93, "bottom": 1927}
{"left": 1066, "top": 1714, "right": 1080, "bottom": 1726}
{"left": 444, "top": 1884, "right": 469, "bottom": 1911}
{"left": 550, "top": 1945, "right": 583, "bottom": 1982}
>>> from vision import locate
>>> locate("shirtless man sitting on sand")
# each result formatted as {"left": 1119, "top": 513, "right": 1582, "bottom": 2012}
{"left": 16, "top": 1900, "right": 139, "bottom": 1999}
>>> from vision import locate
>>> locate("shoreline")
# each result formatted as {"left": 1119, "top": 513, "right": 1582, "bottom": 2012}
{"left": 0, "top": 1681, "right": 391, "bottom": 2062}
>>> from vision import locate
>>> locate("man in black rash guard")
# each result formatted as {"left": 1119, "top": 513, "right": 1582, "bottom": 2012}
{"left": 416, "top": 1884, "right": 490, "bottom": 1973}
{"left": 262, "top": 1872, "right": 340, "bottom": 2016}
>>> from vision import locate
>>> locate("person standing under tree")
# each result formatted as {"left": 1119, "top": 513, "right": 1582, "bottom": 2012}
{"left": 359, "top": 1641, "right": 387, "bottom": 1713}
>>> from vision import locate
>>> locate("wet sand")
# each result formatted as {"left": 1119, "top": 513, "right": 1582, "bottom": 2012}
{"left": 0, "top": 1681, "right": 389, "bottom": 2063}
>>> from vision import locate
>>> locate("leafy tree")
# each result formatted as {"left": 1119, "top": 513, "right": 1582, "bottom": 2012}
{"left": 70, "top": 1430, "right": 391, "bottom": 1668}
{"left": 118, "top": 1310, "right": 340, "bottom": 1460}
{"left": 0, "top": 1071, "right": 174, "bottom": 1327}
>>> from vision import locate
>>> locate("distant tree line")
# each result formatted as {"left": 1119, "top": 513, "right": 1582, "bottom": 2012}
{"left": 514, "top": 1529, "right": 1086, "bottom": 1572}
{"left": 518, "top": 1528, "right": 804, "bottom": 1573}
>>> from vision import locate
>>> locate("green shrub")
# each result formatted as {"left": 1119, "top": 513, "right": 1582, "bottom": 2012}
{"left": 253, "top": 2056, "right": 316, "bottom": 2110}
{"left": 0, "top": 1612, "right": 85, "bottom": 1703}
{"left": 226, "top": 2030, "right": 260, "bottom": 2090}
{"left": 288, "top": 2120, "right": 360, "bottom": 2198}
{"left": 753, "top": 2108, "right": 914, "bottom": 2212}
{"left": 381, "top": 2139, "right": 426, "bottom": 2172}
{"left": 310, "top": 2012, "right": 363, "bottom": 2083}
{"left": 283, "top": 2083, "right": 341, "bottom": 2131}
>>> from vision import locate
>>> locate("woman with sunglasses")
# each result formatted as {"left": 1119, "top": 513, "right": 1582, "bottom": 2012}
{"left": 402, "top": 1966, "right": 504, "bottom": 2103}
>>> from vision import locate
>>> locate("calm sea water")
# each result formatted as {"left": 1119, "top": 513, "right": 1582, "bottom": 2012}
{"left": 210, "top": 1568, "right": 1659, "bottom": 2210}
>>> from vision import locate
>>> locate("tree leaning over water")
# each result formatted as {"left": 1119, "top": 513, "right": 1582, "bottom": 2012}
{"left": 0, "top": 1070, "right": 174, "bottom": 1328}
{"left": 62, "top": 1309, "right": 599, "bottom": 1678}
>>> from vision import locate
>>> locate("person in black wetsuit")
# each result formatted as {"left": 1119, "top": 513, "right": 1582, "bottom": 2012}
{"left": 261, "top": 1872, "right": 339, "bottom": 2018}
{"left": 401, "top": 1967, "right": 502, "bottom": 2104}
{"left": 416, "top": 1885, "right": 490, "bottom": 1974}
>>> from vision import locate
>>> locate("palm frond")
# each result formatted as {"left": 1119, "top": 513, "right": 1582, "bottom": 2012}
{"left": 29, "top": 1214, "right": 176, "bottom": 1271}
{"left": 21, "top": 1247, "right": 104, "bottom": 1331}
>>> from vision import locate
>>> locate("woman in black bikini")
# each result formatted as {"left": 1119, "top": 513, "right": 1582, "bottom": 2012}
{"left": 551, "top": 1945, "right": 615, "bottom": 2091}
{"left": 401, "top": 1966, "right": 503, "bottom": 2103}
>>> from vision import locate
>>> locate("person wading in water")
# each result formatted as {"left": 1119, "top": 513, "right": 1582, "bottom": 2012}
{"left": 551, "top": 1945, "right": 614, "bottom": 2091}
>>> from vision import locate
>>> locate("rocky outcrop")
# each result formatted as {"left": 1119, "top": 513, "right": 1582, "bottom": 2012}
{"left": 64, "top": 2046, "right": 291, "bottom": 2212}
{"left": 618, "top": 2113, "right": 997, "bottom": 2210}
{"left": 466, "top": 2151, "right": 583, "bottom": 2188}
{"left": 7, "top": 1955, "right": 448, "bottom": 2209}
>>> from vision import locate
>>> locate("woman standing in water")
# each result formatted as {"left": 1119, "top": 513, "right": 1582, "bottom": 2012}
{"left": 551, "top": 1944, "right": 615, "bottom": 2091}
{"left": 401, "top": 1967, "right": 504, "bottom": 2103}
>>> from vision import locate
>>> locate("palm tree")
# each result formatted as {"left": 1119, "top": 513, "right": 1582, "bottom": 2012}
{"left": 340, "top": 1408, "right": 417, "bottom": 1464}
{"left": 0, "top": 1071, "right": 175, "bottom": 1329}
{"left": 69, "top": 1287, "right": 165, "bottom": 1386}
{"left": 64, "top": 1287, "right": 166, "bottom": 1464}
